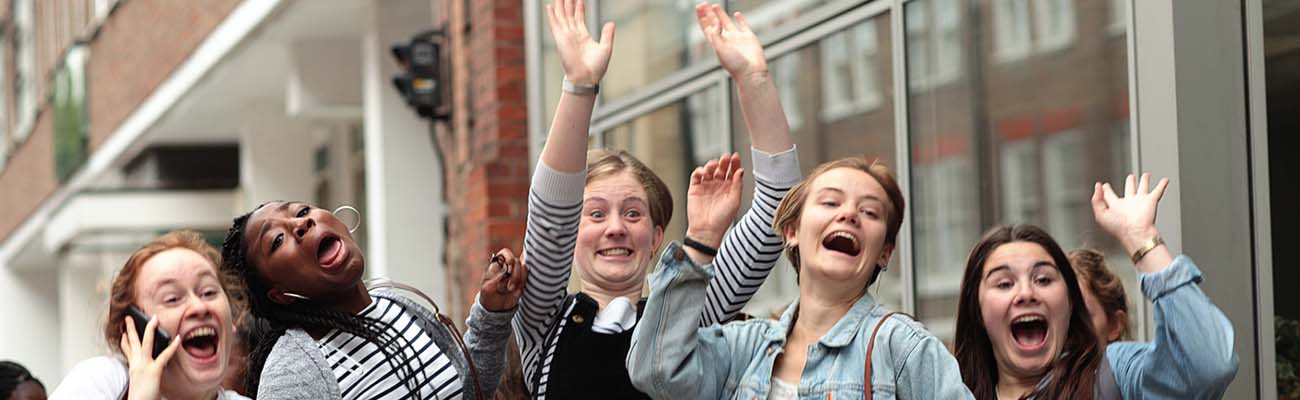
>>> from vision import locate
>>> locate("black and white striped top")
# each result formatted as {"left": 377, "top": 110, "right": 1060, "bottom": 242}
{"left": 515, "top": 147, "right": 802, "bottom": 399}
{"left": 317, "top": 296, "right": 463, "bottom": 400}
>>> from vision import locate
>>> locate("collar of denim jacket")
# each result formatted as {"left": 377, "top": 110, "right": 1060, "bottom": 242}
{"left": 766, "top": 293, "right": 883, "bottom": 348}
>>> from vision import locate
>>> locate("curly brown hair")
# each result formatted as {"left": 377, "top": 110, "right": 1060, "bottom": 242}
{"left": 1069, "top": 248, "right": 1132, "bottom": 342}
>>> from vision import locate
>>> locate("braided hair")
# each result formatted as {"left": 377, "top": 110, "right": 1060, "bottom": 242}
{"left": 0, "top": 360, "right": 43, "bottom": 399}
{"left": 221, "top": 206, "right": 427, "bottom": 398}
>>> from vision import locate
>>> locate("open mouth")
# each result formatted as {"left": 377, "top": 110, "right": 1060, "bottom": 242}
{"left": 821, "top": 231, "right": 861, "bottom": 257}
{"left": 1010, "top": 315, "right": 1048, "bottom": 349}
{"left": 596, "top": 247, "right": 633, "bottom": 258}
{"left": 182, "top": 326, "right": 219, "bottom": 361}
{"left": 318, "top": 236, "right": 343, "bottom": 268}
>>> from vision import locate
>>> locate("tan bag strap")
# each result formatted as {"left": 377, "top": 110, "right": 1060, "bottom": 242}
{"left": 864, "top": 311, "right": 911, "bottom": 399}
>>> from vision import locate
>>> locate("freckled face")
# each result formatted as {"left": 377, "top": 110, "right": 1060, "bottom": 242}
{"left": 575, "top": 172, "right": 664, "bottom": 293}
{"left": 132, "top": 248, "right": 233, "bottom": 391}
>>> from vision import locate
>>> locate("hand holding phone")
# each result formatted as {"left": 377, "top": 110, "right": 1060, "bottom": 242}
{"left": 119, "top": 305, "right": 180, "bottom": 400}
{"left": 125, "top": 305, "right": 173, "bottom": 359}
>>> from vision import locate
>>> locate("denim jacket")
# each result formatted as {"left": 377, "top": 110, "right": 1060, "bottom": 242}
{"left": 1104, "top": 255, "right": 1238, "bottom": 399}
{"left": 628, "top": 242, "right": 974, "bottom": 400}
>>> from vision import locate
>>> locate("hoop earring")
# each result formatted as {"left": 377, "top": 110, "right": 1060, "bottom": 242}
{"left": 333, "top": 205, "right": 361, "bottom": 233}
{"left": 280, "top": 292, "right": 311, "bottom": 301}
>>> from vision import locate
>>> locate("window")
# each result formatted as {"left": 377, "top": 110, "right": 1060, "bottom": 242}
{"left": 992, "top": 0, "right": 1032, "bottom": 62}
{"left": 993, "top": 0, "right": 1077, "bottom": 63}
{"left": 13, "top": 0, "right": 37, "bottom": 141}
{"left": 771, "top": 55, "right": 803, "bottom": 131}
{"left": 819, "top": 21, "right": 882, "bottom": 122}
{"left": 1107, "top": 0, "right": 1127, "bottom": 35}
{"left": 1034, "top": 0, "right": 1076, "bottom": 53}
{"left": 1042, "top": 130, "right": 1088, "bottom": 249}
{"left": 906, "top": 0, "right": 962, "bottom": 90}
{"left": 1000, "top": 139, "right": 1039, "bottom": 224}
{"left": 686, "top": 85, "right": 725, "bottom": 164}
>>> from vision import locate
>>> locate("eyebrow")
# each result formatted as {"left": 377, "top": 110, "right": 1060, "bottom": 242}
{"left": 984, "top": 261, "right": 1058, "bottom": 279}
{"left": 252, "top": 202, "right": 298, "bottom": 255}
{"left": 147, "top": 278, "right": 181, "bottom": 296}
{"left": 815, "top": 187, "right": 885, "bottom": 203}
{"left": 583, "top": 196, "right": 648, "bottom": 206}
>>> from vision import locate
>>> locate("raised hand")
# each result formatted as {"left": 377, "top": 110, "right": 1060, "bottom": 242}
{"left": 695, "top": 3, "right": 767, "bottom": 83}
{"left": 685, "top": 153, "right": 744, "bottom": 256}
{"left": 479, "top": 248, "right": 528, "bottom": 312}
{"left": 546, "top": 0, "right": 614, "bottom": 85}
{"left": 1091, "top": 173, "right": 1173, "bottom": 272}
{"left": 120, "top": 315, "right": 181, "bottom": 400}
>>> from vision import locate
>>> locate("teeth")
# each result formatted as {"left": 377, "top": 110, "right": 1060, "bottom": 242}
{"left": 1013, "top": 315, "right": 1044, "bottom": 324}
{"left": 598, "top": 248, "right": 631, "bottom": 256}
{"left": 184, "top": 327, "right": 216, "bottom": 340}
{"left": 830, "top": 232, "right": 859, "bottom": 246}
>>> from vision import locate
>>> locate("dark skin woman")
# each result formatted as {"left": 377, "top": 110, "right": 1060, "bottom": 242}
{"left": 223, "top": 201, "right": 523, "bottom": 399}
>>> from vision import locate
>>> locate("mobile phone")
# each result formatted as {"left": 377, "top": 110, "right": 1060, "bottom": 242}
{"left": 125, "top": 305, "right": 173, "bottom": 358}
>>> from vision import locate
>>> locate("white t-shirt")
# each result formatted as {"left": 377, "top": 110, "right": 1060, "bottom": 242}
{"left": 768, "top": 377, "right": 799, "bottom": 400}
{"left": 50, "top": 356, "right": 250, "bottom": 400}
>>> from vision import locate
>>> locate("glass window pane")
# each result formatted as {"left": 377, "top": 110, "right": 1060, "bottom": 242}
{"left": 729, "top": 0, "right": 834, "bottom": 32}
{"left": 906, "top": 0, "right": 1132, "bottom": 345}
{"left": 597, "top": 1, "right": 702, "bottom": 100}
{"left": 733, "top": 13, "right": 899, "bottom": 316}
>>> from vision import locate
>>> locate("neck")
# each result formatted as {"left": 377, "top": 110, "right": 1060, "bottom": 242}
{"left": 580, "top": 279, "right": 642, "bottom": 311}
{"left": 161, "top": 380, "right": 221, "bottom": 400}
{"left": 322, "top": 282, "right": 373, "bottom": 314}
{"left": 791, "top": 281, "right": 861, "bottom": 342}
{"left": 995, "top": 369, "right": 1042, "bottom": 400}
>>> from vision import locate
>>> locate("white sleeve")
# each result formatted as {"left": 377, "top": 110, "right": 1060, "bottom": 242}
{"left": 49, "top": 356, "right": 127, "bottom": 400}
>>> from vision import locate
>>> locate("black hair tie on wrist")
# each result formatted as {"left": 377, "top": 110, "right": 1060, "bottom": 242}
{"left": 683, "top": 237, "right": 719, "bottom": 257}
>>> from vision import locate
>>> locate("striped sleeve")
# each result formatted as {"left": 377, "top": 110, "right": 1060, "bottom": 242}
{"left": 513, "top": 161, "right": 586, "bottom": 395}
{"left": 699, "top": 146, "right": 801, "bottom": 327}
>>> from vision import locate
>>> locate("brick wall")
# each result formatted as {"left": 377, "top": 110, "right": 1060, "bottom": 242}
{"left": 86, "top": 0, "right": 241, "bottom": 150}
{"left": 438, "top": 0, "right": 530, "bottom": 318}
{"left": 0, "top": 0, "right": 240, "bottom": 242}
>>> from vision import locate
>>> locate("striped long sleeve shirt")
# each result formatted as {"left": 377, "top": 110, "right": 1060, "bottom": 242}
{"left": 513, "top": 147, "right": 801, "bottom": 399}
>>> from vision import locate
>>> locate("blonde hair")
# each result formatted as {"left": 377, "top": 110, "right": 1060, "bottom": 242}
{"left": 771, "top": 157, "right": 905, "bottom": 285}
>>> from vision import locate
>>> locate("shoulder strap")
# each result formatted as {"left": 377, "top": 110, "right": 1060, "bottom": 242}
{"left": 864, "top": 311, "right": 913, "bottom": 399}
{"left": 530, "top": 293, "right": 579, "bottom": 396}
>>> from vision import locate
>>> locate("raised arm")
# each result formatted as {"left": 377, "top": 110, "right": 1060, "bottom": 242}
{"left": 693, "top": 3, "right": 802, "bottom": 326}
{"left": 540, "top": 0, "right": 613, "bottom": 173}
{"left": 695, "top": 3, "right": 793, "bottom": 153}
{"left": 514, "top": 0, "right": 616, "bottom": 393}
{"left": 1092, "top": 174, "right": 1239, "bottom": 399}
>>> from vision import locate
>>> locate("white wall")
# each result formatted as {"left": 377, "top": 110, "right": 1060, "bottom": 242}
{"left": 239, "top": 110, "right": 316, "bottom": 207}
{"left": 361, "top": 0, "right": 447, "bottom": 304}
{"left": 0, "top": 266, "right": 60, "bottom": 386}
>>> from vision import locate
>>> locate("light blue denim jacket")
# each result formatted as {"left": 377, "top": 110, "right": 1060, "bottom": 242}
{"left": 628, "top": 242, "right": 974, "bottom": 399}
{"left": 1104, "top": 255, "right": 1238, "bottom": 399}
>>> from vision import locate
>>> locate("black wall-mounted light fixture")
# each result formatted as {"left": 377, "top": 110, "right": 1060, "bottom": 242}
{"left": 391, "top": 29, "right": 449, "bottom": 121}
